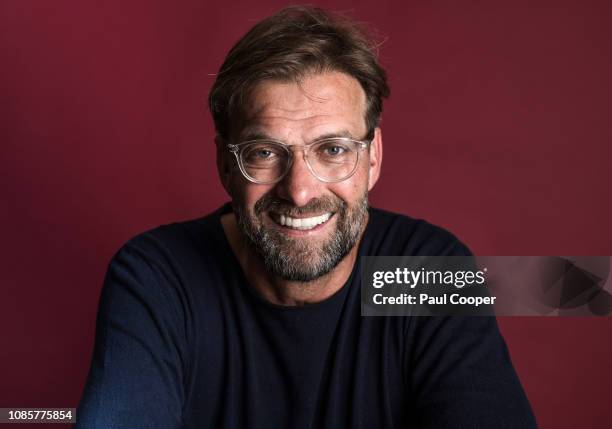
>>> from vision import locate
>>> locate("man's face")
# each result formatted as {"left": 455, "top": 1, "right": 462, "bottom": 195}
{"left": 220, "top": 71, "right": 382, "bottom": 282}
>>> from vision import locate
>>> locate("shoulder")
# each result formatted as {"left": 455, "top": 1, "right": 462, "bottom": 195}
{"left": 101, "top": 207, "right": 231, "bottom": 313}
{"left": 364, "top": 207, "right": 472, "bottom": 256}
{"left": 117, "top": 207, "right": 227, "bottom": 271}
{"left": 100, "top": 207, "right": 230, "bottom": 330}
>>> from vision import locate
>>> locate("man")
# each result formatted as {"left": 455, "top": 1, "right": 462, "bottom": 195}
{"left": 77, "top": 6, "right": 536, "bottom": 428}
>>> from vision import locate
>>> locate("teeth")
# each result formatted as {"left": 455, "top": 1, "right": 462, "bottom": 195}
{"left": 276, "top": 213, "right": 332, "bottom": 230}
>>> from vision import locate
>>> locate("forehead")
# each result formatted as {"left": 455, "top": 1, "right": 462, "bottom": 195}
{"left": 238, "top": 71, "right": 367, "bottom": 141}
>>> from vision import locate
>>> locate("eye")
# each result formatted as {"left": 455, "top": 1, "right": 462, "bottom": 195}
{"left": 315, "top": 140, "right": 353, "bottom": 160}
{"left": 324, "top": 145, "right": 346, "bottom": 156}
{"left": 243, "top": 143, "right": 284, "bottom": 165}
{"left": 254, "top": 149, "right": 275, "bottom": 159}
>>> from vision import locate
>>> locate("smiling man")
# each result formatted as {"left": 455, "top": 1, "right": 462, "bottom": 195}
{"left": 77, "top": 6, "right": 536, "bottom": 429}
{"left": 220, "top": 72, "right": 377, "bottom": 305}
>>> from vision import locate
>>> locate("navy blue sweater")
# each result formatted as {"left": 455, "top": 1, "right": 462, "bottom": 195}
{"left": 76, "top": 204, "right": 536, "bottom": 428}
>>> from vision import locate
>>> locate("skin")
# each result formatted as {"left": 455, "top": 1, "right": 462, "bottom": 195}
{"left": 217, "top": 71, "right": 383, "bottom": 306}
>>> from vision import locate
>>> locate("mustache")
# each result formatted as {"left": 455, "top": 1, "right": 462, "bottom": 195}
{"left": 254, "top": 194, "right": 345, "bottom": 217}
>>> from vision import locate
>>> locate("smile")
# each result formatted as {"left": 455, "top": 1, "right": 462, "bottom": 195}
{"left": 271, "top": 212, "right": 333, "bottom": 231}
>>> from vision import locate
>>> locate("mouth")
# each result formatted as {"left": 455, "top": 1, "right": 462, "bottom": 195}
{"left": 269, "top": 211, "right": 334, "bottom": 231}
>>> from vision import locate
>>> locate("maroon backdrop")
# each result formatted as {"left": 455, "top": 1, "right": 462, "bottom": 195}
{"left": 2, "top": 1, "right": 611, "bottom": 428}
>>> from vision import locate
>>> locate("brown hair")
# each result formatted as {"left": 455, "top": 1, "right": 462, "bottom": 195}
{"left": 208, "top": 5, "right": 390, "bottom": 141}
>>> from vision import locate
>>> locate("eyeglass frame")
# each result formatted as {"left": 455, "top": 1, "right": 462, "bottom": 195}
{"left": 225, "top": 133, "right": 374, "bottom": 185}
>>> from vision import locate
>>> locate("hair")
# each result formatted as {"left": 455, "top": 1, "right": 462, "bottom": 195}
{"left": 208, "top": 5, "right": 390, "bottom": 142}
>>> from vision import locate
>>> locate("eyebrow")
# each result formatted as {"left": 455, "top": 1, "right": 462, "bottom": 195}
{"left": 239, "top": 129, "right": 358, "bottom": 143}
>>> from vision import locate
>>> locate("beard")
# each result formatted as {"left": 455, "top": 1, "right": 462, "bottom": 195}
{"left": 233, "top": 192, "right": 369, "bottom": 282}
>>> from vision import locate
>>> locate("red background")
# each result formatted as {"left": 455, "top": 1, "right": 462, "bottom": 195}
{"left": 2, "top": 1, "right": 611, "bottom": 427}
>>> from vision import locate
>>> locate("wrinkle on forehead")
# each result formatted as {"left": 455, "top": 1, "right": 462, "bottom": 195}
{"left": 238, "top": 71, "right": 367, "bottom": 142}
{"left": 293, "top": 78, "right": 331, "bottom": 105}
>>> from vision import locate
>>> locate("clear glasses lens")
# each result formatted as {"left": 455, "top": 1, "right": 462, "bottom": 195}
{"left": 242, "top": 142, "right": 289, "bottom": 183}
{"left": 309, "top": 139, "right": 359, "bottom": 181}
{"left": 240, "top": 139, "right": 362, "bottom": 183}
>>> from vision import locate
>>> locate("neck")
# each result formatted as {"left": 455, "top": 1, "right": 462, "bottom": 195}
{"left": 221, "top": 212, "right": 365, "bottom": 306}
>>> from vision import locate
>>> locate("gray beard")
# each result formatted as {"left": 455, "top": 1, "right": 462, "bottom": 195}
{"left": 233, "top": 193, "right": 369, "bottom": 282}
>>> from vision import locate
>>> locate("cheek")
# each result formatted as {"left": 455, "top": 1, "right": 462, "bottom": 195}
{"left": 231, "top": 179, "right": 272, "bottom": 209}
{"left": 351, "top": 164, "right": 371, "bottom": 192}
{"left": 329, "top": 172, "right": 369, "bottom": 203}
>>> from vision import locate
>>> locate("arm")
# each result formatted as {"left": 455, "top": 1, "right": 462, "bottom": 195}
{"left": 404, "top": 231, "right": 537, "bottom": 427}
{"left": 76, "top": 243, "right": 187, "bottom": 429}
{"left": 406, "top": 313, "right": 537, "bottom": 428}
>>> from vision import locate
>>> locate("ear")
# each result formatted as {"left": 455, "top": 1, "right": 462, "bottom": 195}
{"left": 367, "top": 127, "right": 383, "bottom": 191}
{"left": 215, "top": 136, "right": 233, "bottom": 196}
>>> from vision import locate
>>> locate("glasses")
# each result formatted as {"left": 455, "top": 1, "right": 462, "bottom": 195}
{"left": 227, "top": 136, "right": 372, "bottom": 184}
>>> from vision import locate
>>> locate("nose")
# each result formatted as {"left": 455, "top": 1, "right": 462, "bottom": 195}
{"left": 273, "top": 149, "right": 324, "bottom": 207}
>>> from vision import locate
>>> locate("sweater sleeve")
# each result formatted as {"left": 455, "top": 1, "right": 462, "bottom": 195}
{"left": 407, "top": 315, "right": 537, "bottom": 428}
{"left": 76, "top": 242, "right": 187, "bottom": 429}
{"left": 405, "top": 236, "right": 537, "bottom": 428}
